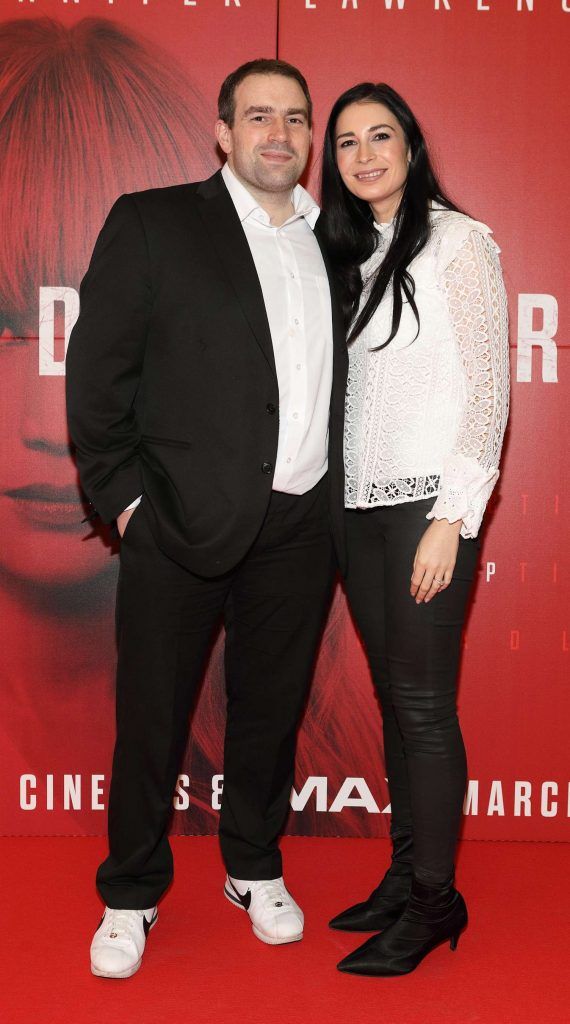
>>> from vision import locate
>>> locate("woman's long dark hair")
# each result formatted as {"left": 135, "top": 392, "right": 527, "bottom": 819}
{"left": 321, "top": 83, "right": 461, "bottom": 346}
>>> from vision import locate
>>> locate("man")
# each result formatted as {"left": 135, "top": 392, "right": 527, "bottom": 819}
{"left": 66, "top": 59, "right": 347, "bottom": 979}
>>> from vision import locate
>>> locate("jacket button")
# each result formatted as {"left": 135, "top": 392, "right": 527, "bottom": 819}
{"left": 266, "top": 402, "right": 276, "bottom": 415}
{"left": 261, "top": 462, "right": 273, "bottom": 475}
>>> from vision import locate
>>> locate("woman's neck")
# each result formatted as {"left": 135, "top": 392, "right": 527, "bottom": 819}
{"left": 370, "top": 193, "right": 401, "bottom": 225}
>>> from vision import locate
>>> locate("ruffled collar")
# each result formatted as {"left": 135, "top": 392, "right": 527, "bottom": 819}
{"left": 361, "top": 220, "right": 395, "bottom": 282}
{"left": 373, "top": 219, "right": 394, "bottom": 234}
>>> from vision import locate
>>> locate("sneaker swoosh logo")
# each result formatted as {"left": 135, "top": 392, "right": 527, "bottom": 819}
{"left": 226, "top": 880, "right": 251, "bottom": 911}
{"left": 143, "top": 911, "right": 158, "bottom": 937}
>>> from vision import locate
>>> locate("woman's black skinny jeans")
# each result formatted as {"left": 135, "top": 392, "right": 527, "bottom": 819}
{"left": 344, "top": 498, "right": 479, "bottom": 886}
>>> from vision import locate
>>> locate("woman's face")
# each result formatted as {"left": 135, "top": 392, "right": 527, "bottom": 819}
{"left": 334, "top": 101, "right": 410, "bottom": 222}
{"left": 0, "top": 321, "right": 111, "bottom": 587}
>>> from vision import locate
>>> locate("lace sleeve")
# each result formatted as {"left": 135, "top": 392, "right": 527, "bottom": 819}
{"left": 427, "top": 229, "right": 510, "bottom": 538}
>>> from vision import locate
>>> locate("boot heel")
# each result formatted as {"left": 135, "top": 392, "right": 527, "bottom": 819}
{"left": 450, "top": 932, "right": 460, "bottom": 951}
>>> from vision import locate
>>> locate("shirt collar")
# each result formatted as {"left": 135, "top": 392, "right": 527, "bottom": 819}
{"left": 373, "top": 219, "right": 395, "bottom": 251}
{"left": 221, "top": 162, "right": 320, "bottom": 230}
{"left": 373, "top": 219, "right": 394, "bottom": 234}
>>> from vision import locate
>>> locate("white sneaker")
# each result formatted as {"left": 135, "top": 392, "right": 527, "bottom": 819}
{"left": 224, "top": 875, "right": 304, "bottom": 945}
{"left": 90, "top": 906, "right": 158, "bottom": 979}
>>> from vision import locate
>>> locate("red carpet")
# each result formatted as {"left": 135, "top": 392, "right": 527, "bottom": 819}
{"left": 1, "top": 836, "right": 568, "bottom": 1024}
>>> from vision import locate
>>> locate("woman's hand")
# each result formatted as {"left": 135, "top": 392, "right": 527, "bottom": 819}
{"left": 410, "top": 519, "right": 462, "bottom": 604}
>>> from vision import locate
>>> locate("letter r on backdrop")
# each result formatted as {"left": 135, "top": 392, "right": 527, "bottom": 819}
{"left": 517, "top": 294, "right": 559, "bottom": 382}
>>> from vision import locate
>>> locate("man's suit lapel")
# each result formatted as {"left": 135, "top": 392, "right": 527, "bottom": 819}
{"left": 196, "top": 171, "right": 276, "bottom": 379}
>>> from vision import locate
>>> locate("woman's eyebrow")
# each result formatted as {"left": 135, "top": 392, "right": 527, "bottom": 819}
{"left": 336, "top": 123, "right": 395, "bottom": 140}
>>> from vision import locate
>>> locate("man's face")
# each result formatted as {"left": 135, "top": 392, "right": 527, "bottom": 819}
{"left": 216, "top": 73, "right": 311, "bottom": 195}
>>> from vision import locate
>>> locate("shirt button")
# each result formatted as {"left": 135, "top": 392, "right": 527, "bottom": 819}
{"left": 261, "top": 462, "right": 273, "bottom": 475}
{"left": 294, "top": 318, "right": 300, "bottom": 325}
{"left": 296, "top": 363, "right": 301, "bottom": 370}
{"left": 266, "top": 403, "right": 276, "bottom": 415}
{"left": 287, "top": 457, "right": 292, "bottom": 464}
{"left": 292, "top": 412, "right": 299, "bottom": 420}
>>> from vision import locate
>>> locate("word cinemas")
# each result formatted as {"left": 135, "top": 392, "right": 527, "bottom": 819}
{"left": 19, "top": 774, "right": 570, "bottom": 818}
{"left": 304, "top": 0, "right": 570, "bottom": 12}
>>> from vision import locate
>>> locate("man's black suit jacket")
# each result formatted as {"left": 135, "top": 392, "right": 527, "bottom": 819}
{"left": 66, "top": 170, "right": 348, "bottom": 577}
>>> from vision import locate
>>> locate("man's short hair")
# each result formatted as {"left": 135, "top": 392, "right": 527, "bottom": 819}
{"left": 218, "top": 59, "right": 312, "bottom": 128}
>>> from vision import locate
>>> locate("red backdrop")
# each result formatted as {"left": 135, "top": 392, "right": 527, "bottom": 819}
{"left": 1, "top": 0, "right": 568, "bottom": 843}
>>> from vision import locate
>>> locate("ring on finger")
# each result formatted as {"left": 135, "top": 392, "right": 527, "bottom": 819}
{"left": 433, "top": 577, "right": 444, "bottom": 586}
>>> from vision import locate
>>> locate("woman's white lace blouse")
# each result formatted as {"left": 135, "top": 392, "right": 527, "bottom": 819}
{"left": 344, "top": 208, "right": 510, "bottom": 538}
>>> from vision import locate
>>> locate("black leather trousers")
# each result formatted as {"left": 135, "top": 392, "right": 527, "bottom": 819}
{"left": 344, "top": 499, "right": 479, "bottom": 885}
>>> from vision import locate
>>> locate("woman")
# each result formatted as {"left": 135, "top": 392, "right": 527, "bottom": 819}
{"left": 321, "top": 83, "right": 509, "bottom": 975}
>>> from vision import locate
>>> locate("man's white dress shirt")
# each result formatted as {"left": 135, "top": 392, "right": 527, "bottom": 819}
{"left": 221, "top": 162, "right": 333, "bottom": 494}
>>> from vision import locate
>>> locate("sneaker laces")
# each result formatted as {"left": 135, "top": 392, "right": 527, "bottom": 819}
{"left": 255, "top": 879, "right": 294, "bottom": 913}
{"left": 104, "top": 908, "right": 141, "bottom": 939}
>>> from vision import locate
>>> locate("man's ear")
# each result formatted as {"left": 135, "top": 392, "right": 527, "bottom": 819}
{"left": 215, "top": 120, "right": 232, "bottom": 155}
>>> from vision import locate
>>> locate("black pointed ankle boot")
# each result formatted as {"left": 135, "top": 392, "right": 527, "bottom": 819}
{"left": 329, "top": 833, "right": 413, "bottom": 932}
{"left": 337, "top": 876, "right": 467, "bottom": 976}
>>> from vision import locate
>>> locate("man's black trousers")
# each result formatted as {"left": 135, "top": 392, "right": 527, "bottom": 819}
{"left": 97, "top": 477, "right": 335, "bottom": 909}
